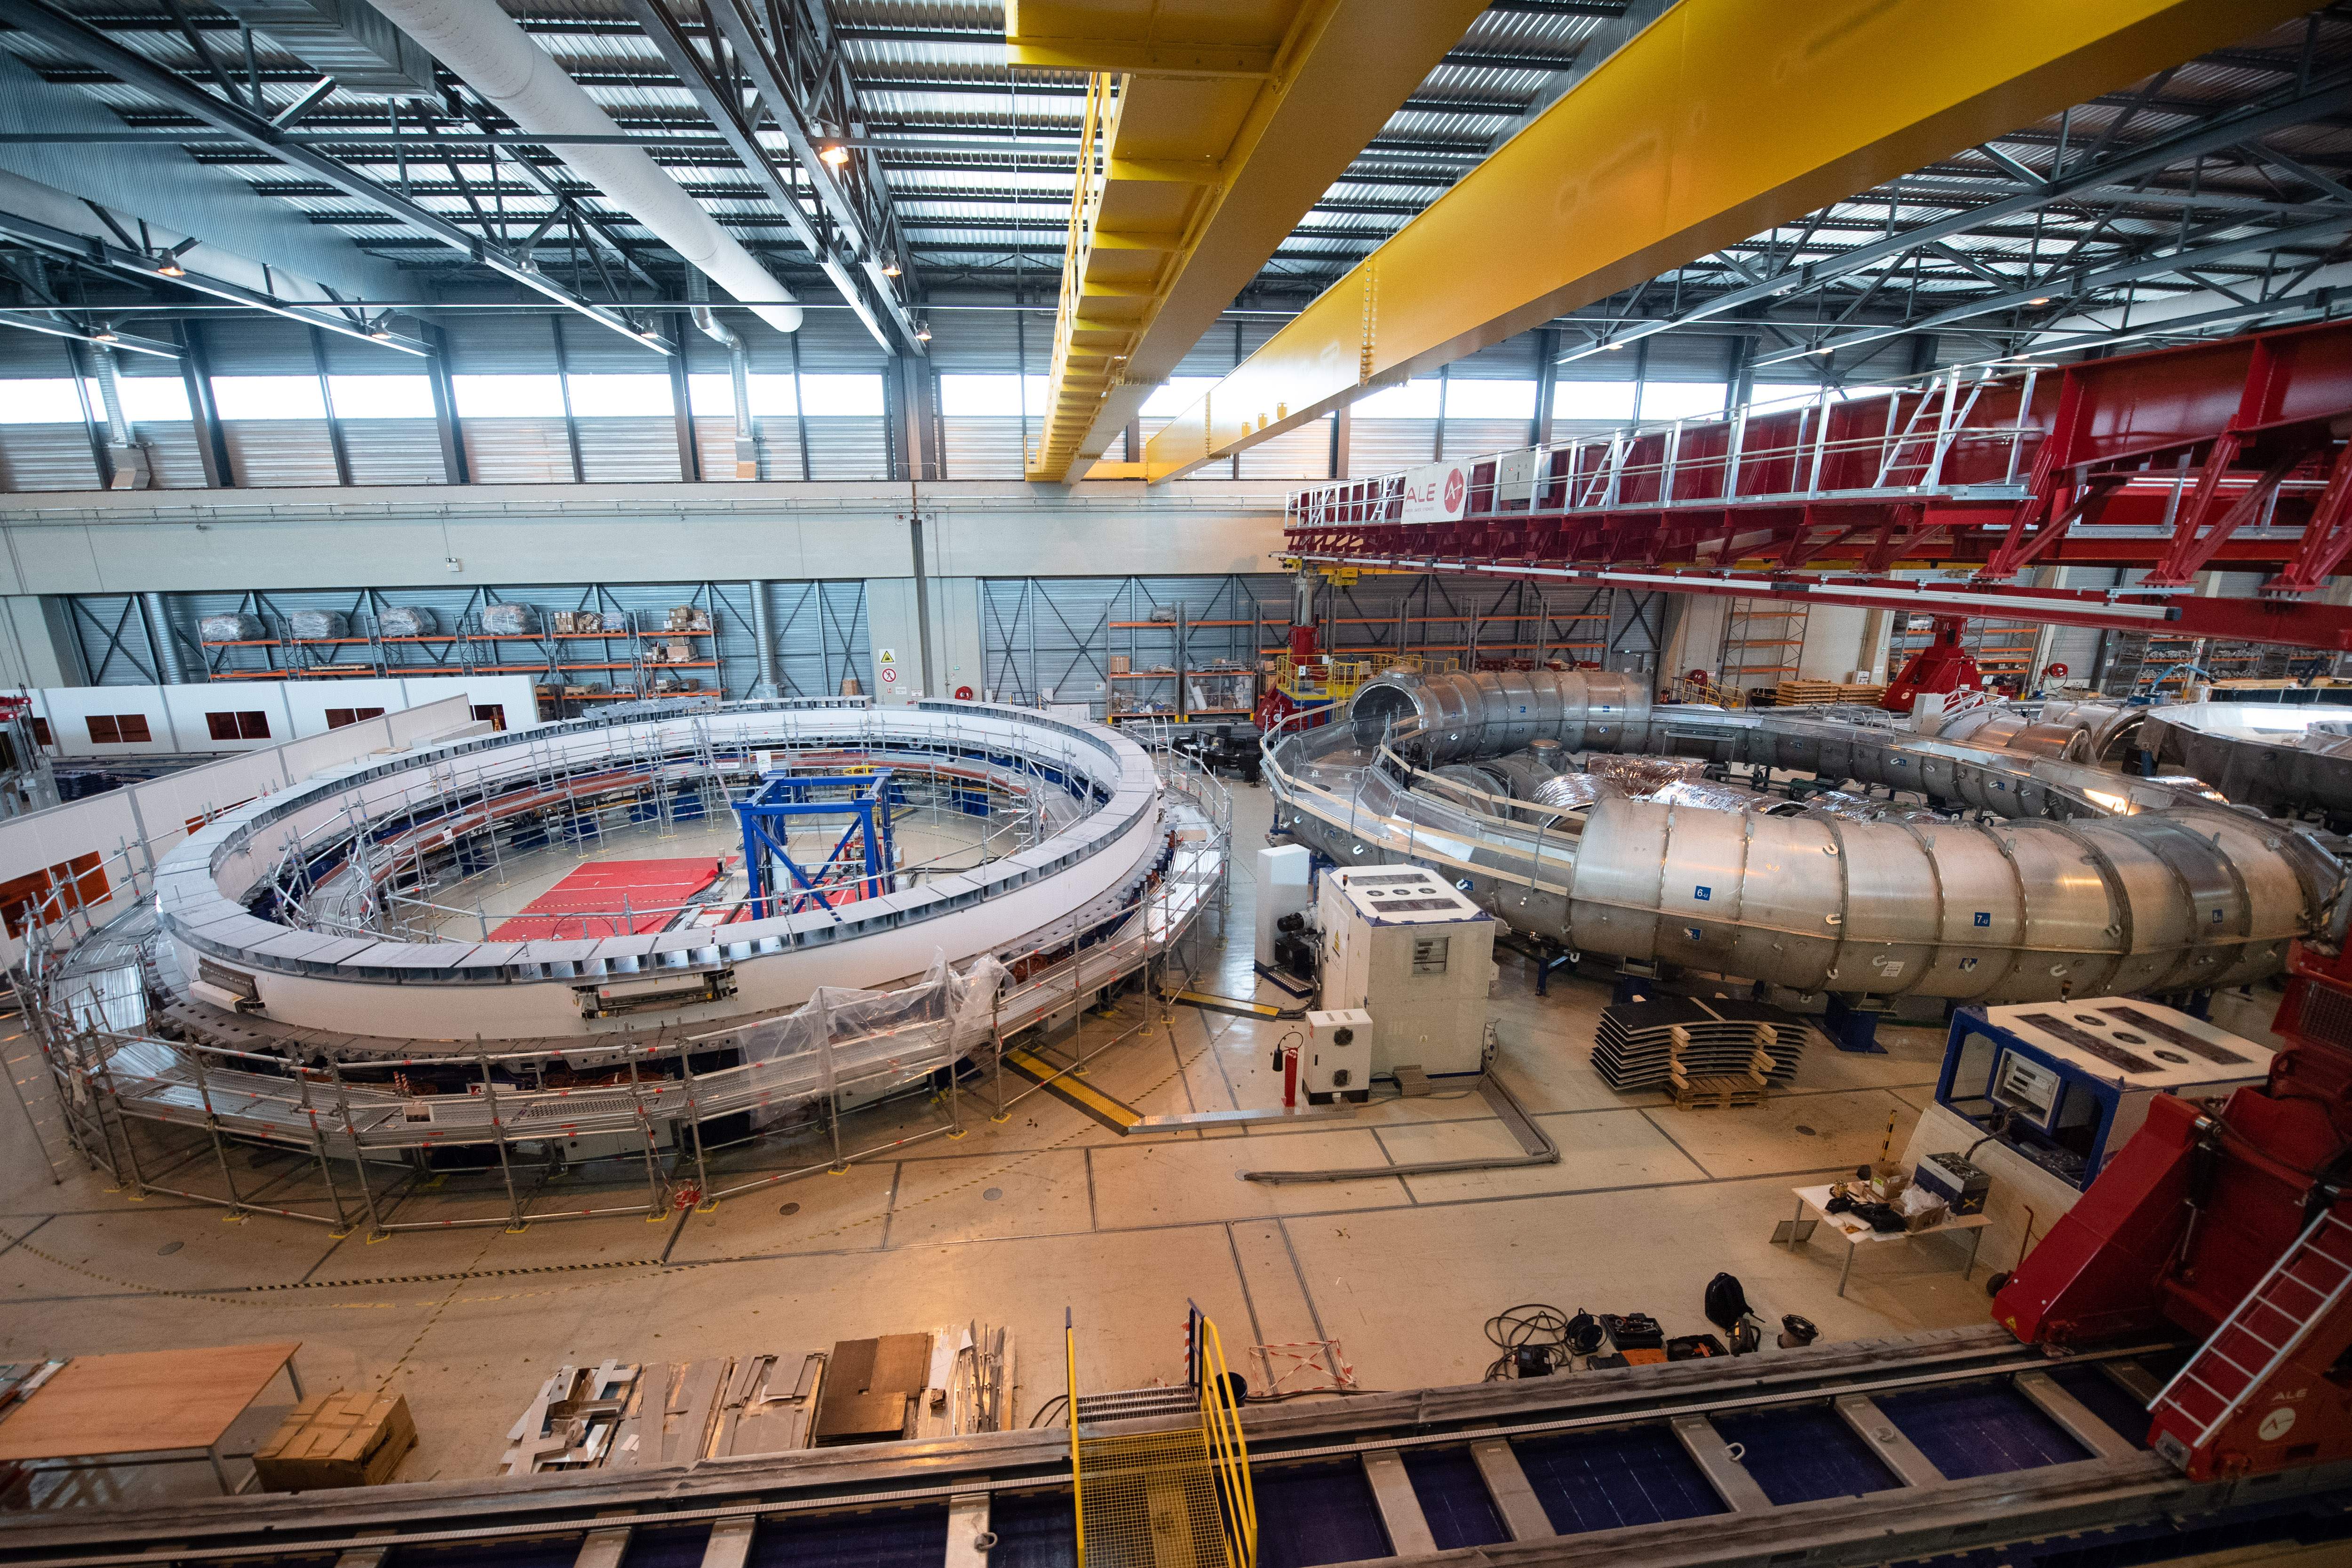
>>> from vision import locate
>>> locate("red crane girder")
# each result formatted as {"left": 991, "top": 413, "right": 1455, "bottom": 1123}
{"left": 1283, "top": 318, "right": 2352, "bottom": 650}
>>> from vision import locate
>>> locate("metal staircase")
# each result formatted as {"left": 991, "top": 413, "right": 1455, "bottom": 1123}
{"left": 2149, "top": 1208, "right": 2352, "bottom": 1466}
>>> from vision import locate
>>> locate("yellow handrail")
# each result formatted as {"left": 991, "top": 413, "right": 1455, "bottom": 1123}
{"left": 1196, "top": 1316, "right": 1256, "bottom": 1568}
{"left": 1067, "top": 1310, "right": 1086, "bottom": 1566}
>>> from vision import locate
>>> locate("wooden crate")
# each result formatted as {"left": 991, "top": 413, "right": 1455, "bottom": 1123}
{"left": 1773, "top": 680, "right": 1886, "bottom": 708}
{"left": 254, "top": 1391, "right": 415, "bottom": 1491}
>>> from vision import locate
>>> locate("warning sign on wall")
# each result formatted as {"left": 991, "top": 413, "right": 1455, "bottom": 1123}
{"left": 878, "top": 647, "right": 898, "bottom": 685}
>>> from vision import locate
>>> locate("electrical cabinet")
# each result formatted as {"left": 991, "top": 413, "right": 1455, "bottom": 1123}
{"left": 1316, "top": 866, "right": 1494, "bottom": 1078}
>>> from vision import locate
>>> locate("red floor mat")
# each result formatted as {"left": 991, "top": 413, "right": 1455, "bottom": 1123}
{"left": 489, "top": 856, "right": 725, "bottom": 941}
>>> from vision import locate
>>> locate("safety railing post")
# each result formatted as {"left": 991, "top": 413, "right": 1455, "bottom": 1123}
{"left": 1, "top": 999, "right": 63, "bottom": 1184}
{"left": 183, "top": 1042, "right": 245, "bottom": 1218}
{"left": 87, "top": 1023, "right": 147, "bottom": 1197}
{"left": 294, "top": 1065, "right": 350, "bottom": 1234}
{"left": 476, "top": 1043, "right": 525, "bottom": 1232}
{"left": 626, "top": 1045, "right": 666, "bottom": 1217}
{"left": 2004, "top": 367, "right": 2039, "bottom": 486}
{"left": 325, "top": 1056, "right": 385, "bottom": 1240}
{"left": 680, "top": 1044, "right": 716, "bottom": 1200}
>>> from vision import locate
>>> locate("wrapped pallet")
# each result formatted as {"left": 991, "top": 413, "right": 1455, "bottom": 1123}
{"left": 198, "top": 613, "right": 265, "bottom": 643}
{"left": 376, "top": 605, "right": 437, "bottom": 638}
{"left": 286, "top": 610, "right": 350, "bottom": 641}
{"left": 667, "top": 605, "right": 711, "bottom": 631}
{"left": 480, "top": 603, "right": 538, "bottom": 636}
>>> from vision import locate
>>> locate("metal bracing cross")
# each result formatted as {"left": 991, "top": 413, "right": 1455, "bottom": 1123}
{"left": 1555, "top": 76, "right": 2352, "bottom": 370}
{"left": 733, "top": 769, "right": 897, "bottom": 920}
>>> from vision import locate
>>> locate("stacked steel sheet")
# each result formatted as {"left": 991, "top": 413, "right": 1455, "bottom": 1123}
{"left": 1592, "top": 997, "right": 1808, "bottom": 1092}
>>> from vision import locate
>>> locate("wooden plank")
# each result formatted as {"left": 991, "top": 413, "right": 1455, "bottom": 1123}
{"left": 0, "top": 1343, "right": 299, "bottom": 1460}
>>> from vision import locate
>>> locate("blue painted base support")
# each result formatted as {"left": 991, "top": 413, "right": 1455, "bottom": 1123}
{"left": 1823, "top": 994, "right": 1888, "bottom": 1054}
{"left": 1612, "top": 964, "right": 1661, "bottom": 1006}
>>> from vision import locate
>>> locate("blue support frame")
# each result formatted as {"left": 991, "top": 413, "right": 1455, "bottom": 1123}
{"left": 733, "top": 770, "right": 898, "bottom": 919}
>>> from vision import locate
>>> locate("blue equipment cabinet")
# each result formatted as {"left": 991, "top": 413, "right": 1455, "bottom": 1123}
{"left": 1933, "top": 999, "right": 2271, "bottom": 1191}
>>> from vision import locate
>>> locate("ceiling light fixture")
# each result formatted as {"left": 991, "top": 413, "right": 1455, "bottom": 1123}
{"left": 819, "top": 140, "right": 851, "bottom": 168}
{"left": 2028, "top": 296, "right": 2051, "bottom": 307}
{"left": 914, "top": 319, "right": 932, "bottom": 342}
{"left": 882, "top": 256, "right": 902, "bottom": 278}
{"left": 155, "top": 259, "right": 186, "bottom": 278}
{"left": 92, "top": 329, "right": 118, "bottom": 343}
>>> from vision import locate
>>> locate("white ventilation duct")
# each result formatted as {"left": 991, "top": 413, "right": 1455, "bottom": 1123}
{"left": 369, "top": 0, "right": 802, "bottom": 334}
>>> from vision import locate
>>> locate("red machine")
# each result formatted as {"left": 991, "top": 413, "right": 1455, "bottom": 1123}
{"left": 1879, "top": 617, "right": 1983, "bottom": 713}
{"left": 1993, "top": 937, "right": 2352, "bottom": 1479}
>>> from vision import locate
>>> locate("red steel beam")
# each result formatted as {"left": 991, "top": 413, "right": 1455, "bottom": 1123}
{"left": 1285, "top": 319, "right": 2352, "bottom": 634}
{"left": 1291, "top": 551, "right": 2352, "bottom": 651}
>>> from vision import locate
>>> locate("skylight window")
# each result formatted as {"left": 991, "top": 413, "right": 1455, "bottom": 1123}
{"left": 939, "top": 374, "right": 1050, "bottom": 417}
{"left": 1442, "top": 380, "right": 1536, "bottom": 420}
{"left": 0, "top": 379, "right": 80, "bottom": 423}
{"left": 451, "top": 374, "right": 567, "bottom": 419}
{"left": 211, "top": 375, "right": 327, "bottom": 421}
{"left": 565, "top": 374, "right": 674, "bottom": 418}
{"left": 1551, "top": 382, "right": 1637, "bottom": 421}
{"left": 798, "top": 374, "right": 884, "bottom": 417}
{"left": 325, "top": 376, "right": 434, "bottom": 419}
{"left": 1639, "top": 382, "right": 1730, "bottom": 421}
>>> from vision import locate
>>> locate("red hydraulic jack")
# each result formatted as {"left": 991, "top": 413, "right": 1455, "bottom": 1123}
{"left": 1879, "top": 617, "right": 1984, "bottom": 713}
{"left": 1992, "top": 933, "right": 2352, "bottom": 1480}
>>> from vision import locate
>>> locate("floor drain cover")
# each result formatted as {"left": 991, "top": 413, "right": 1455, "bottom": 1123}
{"left": 1795, "top": 1125, "right": 1817, "bottom": 1136}
{"left": 157, "top": 1241, "right": 183, "bottom": 1255}
{"left": 778, "top": 1202, "right": 800, "bottom": 1216}
{"left": 983, "top": 1187, "right": 1003, "bottom": 1202}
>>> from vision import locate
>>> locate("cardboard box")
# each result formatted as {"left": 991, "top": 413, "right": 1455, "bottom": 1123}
{"left": 253, "top": 1390, "right": 415, "bottom": 1491}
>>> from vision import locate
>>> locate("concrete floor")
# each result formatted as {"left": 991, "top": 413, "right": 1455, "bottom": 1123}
{"left": 0, "top": 779, "right": 1994, "bottom": 1510}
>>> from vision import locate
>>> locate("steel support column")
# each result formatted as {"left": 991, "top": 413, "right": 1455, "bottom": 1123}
{"left": 176, "top": 319, "right": 234, "bottom": 488}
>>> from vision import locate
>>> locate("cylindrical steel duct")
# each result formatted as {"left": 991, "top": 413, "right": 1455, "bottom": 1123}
{"left": 687, "top": 271, "right": 758, "bottom": 479}
{"left": 1261, "top": 669, "right": 2344, "bottom": 1003}
{"left": 746, "top": 579, "right": 779, "bottom": 699}
{"left": 370, "top": 0, "right": 802, "bottom": 335}
{"left": 141, "top": 591, "right": 186, "bottom": 684}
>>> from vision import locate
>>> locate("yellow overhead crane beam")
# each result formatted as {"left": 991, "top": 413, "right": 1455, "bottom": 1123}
{"left": 1010, "top": 0, "right": 1487, "bottom": 484}
{"left": 1140, "top": 0, "right": 2315, "bottom": 483}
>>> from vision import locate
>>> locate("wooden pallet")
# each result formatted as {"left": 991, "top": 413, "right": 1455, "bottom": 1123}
{"left": 1671, "top": 1075, "right": 1769, "bottom": 1110}
{"left": 1773, "top": 681, "right": 1886, "bottom": 708}
{"left": 1668, "top": 1026, "right": 1774, "bottom": 1110}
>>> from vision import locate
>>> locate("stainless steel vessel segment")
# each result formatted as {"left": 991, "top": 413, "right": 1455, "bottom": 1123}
{"left": 152, "top": 698, "right": 1185, "bottom": 1039}
{"left": 1272, "top": 671, "right": 2339, "bottom": 1003}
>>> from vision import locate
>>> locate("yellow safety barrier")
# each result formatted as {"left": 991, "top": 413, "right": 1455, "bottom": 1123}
{"left": 1271, "top": 651, "right": 1424, "bottom": 705}
{"left": 1068, "top": 1309, "right": 1255, "bottom": 1568}
{"left": 1197, "top": 1313, "right": 1257, "bottom": 1568}
{"left": 1671, "top": 675, "right": 1746, "bottom": 709}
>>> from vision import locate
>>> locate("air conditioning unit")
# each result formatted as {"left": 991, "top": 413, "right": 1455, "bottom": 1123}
{"left": 1302, "top": 1009, "right": 1373, "bottom": 1104}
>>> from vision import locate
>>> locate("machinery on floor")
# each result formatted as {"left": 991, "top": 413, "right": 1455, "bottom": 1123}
{"left": 1991, "top": 928, "right": 2352, "bottom": 1483}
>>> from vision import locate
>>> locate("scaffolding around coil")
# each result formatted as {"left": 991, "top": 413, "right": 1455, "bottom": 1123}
{"left": 10, "top": 747, "right": 1230, "bottom": 1239}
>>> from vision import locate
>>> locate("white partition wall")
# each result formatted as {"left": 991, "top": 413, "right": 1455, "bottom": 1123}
{"left": 29, "top": 676, "right": 540, "bottom": 759}
{"left": 0, "top": 695, "right": 487, "bottom": 968}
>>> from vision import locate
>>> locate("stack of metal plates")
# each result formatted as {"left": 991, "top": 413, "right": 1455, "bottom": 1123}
{"left": 1591, "top": 996, "right": 1809, "bottom": 1091}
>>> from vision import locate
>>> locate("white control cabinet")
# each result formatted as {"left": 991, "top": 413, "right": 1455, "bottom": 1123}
{"left": 1316, "top": 867, "right": 1495, "bottom": 1078}
{"left": 1302, "top": 1009, "right": 1373, "bottom": 1104}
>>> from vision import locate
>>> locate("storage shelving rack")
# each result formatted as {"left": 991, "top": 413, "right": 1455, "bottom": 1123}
{"left": 200, "top": 606, "right": 722, "bottom": 718}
